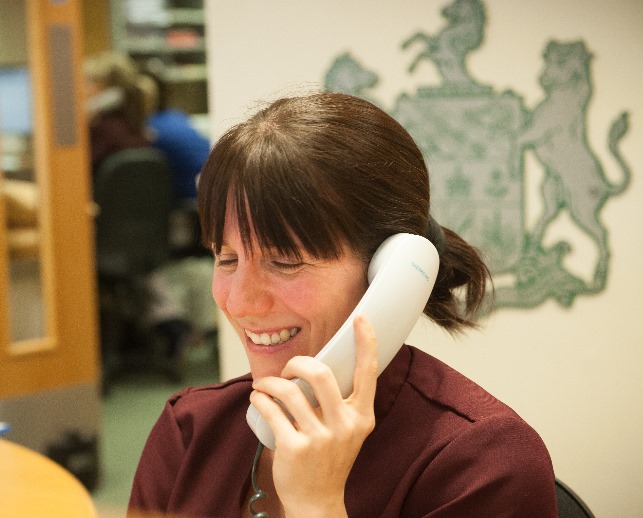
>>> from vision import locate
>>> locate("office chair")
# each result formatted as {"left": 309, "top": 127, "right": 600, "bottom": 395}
{"left": 93, "top": 147, "right": 174, "bottom": 392}
{"left": 555, "top": 478, "right": 595, "bottom": 518}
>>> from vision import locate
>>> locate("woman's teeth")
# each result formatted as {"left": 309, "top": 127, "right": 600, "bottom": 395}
{"left": 245, "top": 327, "right": 299, "bottom": 346}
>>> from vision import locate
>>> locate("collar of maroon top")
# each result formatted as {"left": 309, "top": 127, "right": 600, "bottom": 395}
{"left": 373, "top": 344, "right": 412, "bottom": 422}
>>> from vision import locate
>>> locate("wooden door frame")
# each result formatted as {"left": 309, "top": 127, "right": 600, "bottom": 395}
{"left": 0, "top": 0, "right": 99, "bottom": 398}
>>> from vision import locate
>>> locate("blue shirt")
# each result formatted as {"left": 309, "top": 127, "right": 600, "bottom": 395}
{"left": 147, "top": 110, "right": 210, "bottom": 200}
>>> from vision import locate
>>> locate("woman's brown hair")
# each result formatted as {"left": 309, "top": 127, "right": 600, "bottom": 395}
{"left": 198, "top": 92, "right": 491, "bottom": 332}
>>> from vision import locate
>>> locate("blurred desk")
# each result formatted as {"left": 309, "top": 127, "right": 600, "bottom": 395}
{"left": 0, "top": 438, "right": 98, "bottom": 518}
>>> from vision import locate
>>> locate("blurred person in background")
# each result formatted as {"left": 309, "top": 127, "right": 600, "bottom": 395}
{"left": 84, "top": 51, "right": 152, "bottom": 174}
{"left": 84, "top": 52, "right": 211, "bottom": 380}
{"left": 137, "top": 64, "right": 218, "bottom": 375}
{"left": 140, "top": 63, "right": 210, "bottom": 202}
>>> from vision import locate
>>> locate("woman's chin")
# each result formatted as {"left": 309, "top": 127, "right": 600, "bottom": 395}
{"left": 246, "top": 343, "right": 293, "bottom": 379}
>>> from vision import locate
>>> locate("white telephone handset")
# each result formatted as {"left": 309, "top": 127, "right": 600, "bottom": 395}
{"left": 246, "top": 233, "right": 439, "bottom": 449}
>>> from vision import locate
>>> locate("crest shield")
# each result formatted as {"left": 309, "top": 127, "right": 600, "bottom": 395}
{"left": 393, "top": 88, "right": 525, "bottom": 274}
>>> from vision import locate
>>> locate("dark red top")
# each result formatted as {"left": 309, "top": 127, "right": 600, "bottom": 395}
{"left": 129, "top": 345, "right": 557, "bottom": 517}
{"left": 90, "top": 109, "right": 150, "bottom": 173}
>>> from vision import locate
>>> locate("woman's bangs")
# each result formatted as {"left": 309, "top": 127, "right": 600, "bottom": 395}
{"left": 201, "top": 111, "right": 352, "bottom": 260}
{"left": 239, "top": 159, "right": 345, "bottom": 261}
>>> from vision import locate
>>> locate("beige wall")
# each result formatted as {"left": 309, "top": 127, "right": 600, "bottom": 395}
{"left": 81, "top": 0, "right": 112, "bottom": 56}
{"left": 0, "top": 0, "right": 28, "bottom": 66}
{"left": 205, "top": 1, "right": 643, "bottom": 516}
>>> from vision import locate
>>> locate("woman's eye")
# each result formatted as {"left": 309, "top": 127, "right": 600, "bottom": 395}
{"left": 215, "top": 256, "right": 237, "bottom": 268}
{"left": 272, "top": 261, "right": 304, "bottom": 271}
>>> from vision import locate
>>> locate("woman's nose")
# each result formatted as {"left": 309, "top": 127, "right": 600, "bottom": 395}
{"left": 224, "top": 265, "right": 273, "bottom": 317}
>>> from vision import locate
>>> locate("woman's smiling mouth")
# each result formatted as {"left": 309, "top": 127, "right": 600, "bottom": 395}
{"left": 244, "top": 327, "right": 300, "bottom": 346}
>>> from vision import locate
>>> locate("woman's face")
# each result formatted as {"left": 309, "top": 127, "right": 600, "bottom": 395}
{"left": 212, "top": 207, "right": 369, "bottom": 379}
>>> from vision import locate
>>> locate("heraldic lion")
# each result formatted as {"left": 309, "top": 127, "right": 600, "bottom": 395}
{"left": 518, "top": 40, "right": 630, "bottom": 290}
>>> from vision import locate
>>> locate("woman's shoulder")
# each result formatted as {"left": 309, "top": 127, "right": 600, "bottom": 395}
{"left": 356, "top": 347, "right": 556, "bottom": 516}
{"left": 404, "top": 346, "right": 554, "bottom": 470}
{"left": 405, "top": 347, "right": 554, "bottom": 502}
{"left": 405, "top": 345, "right": 521, "bottom": 423}
{"left": 165, "top": 373, "right": 254, "bottom": 421}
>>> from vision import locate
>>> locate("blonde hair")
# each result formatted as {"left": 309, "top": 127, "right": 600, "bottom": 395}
{"left": 84, "top": 52, "right": 149, "bottom": 130}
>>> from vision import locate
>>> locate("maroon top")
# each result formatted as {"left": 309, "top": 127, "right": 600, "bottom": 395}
{"left": 90, "top": 109, "right": 150, "bottom": 173}
{"left": 129, "top": 345, "right": 557, "bottom": 517}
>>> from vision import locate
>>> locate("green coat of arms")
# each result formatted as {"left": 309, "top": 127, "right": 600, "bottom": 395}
{"left": 324, "top": 0, "right": 631, "bottom": 312}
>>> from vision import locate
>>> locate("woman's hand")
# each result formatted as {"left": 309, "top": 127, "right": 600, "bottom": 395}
{"left": 249, "top": 314, "right": 378, "bottom": 517}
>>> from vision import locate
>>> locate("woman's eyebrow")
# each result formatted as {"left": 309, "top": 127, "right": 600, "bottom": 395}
{"left": 214, "top": 242, "right": 233, "bottom": 253}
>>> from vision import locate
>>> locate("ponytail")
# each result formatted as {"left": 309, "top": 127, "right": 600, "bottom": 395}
{"left": 425, "top": 223, "right": 493, "bottom": 332}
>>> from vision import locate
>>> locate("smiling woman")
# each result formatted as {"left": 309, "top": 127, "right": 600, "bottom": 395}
{"left": 128, "top": 92, "right": 557, "bottom": 518}
{"left": 212, "top": 204, "right": 369, "bottom": 381}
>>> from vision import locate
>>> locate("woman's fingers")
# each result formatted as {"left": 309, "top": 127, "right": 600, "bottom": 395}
{"left": 280, "top": 355, "right": 343, "bottom": 405}
{"left": 277, "top": 314, "right": 378, "bottom": 404}
{"left": 253, "top": 315, "right": 378, "bottom": 442}
{"left": 251, "top": 375, "right": 326, "bottom": 442}
{"left": 348, "top": 314, "right": 378, "bottom": 409}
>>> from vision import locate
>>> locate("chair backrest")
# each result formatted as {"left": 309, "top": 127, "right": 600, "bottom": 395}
{"left": 555, "top": 478, "right": 595, "bottom": 518}
{"left": 93, "top": 147, "right": 173, "bottom": 278}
